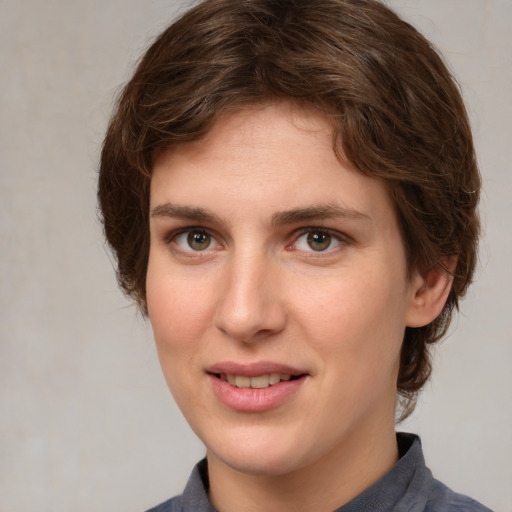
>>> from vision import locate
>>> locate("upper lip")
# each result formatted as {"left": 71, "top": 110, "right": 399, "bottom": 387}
{"left": 207, "top": 361, "right": 308, "bottom": 377}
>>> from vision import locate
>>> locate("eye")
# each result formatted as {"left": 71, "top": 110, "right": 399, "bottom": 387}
{"left": 294, "top": 229, "right": 343, "bottom": 252}
{"left": 174, "top": 229, "right": 218, "bottom": 252}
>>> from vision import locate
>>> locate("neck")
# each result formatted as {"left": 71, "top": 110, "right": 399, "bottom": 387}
{"left": 207, "top": 420, "right": 399, "bottom": 512}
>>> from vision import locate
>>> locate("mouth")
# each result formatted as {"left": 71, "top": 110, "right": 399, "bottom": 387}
{"left": 207, "top": 363, "right": 308, "bottom": 412}
{"left": 211, "top": 372, "right": 301, "bottom": 389}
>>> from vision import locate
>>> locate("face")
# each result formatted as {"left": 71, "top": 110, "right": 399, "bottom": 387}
{"left": 147, "top": 103, "right": 419, "bottom": 479}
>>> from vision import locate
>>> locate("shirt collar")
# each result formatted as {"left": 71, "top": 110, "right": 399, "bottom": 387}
{"left": 336, "top": 433, "right": 432, "bottom": 512}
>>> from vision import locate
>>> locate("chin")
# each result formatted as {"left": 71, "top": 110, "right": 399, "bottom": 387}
{"left": 204, "top": 427, "right": 322, "bottom": 478}
{"left": 213, "top": 449, "right": 305, "bottom": 477}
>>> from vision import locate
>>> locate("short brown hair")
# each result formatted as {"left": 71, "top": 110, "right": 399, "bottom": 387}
{"left": 98, "top": 0, "right": 480, "bottom": 419}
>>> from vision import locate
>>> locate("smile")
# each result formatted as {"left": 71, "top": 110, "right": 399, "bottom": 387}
{"left": 206, "top": 362, "right": 308, "bottom": 411}
{"left": 217, "top": 373, "right": 294, "bottom": 389}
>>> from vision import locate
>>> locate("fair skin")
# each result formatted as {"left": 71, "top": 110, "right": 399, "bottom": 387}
{"left": 146, "top": 102, "right": 453, "bottom": 512}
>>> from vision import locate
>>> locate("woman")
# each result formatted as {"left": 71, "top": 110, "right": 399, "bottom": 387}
{"left": 98, "top": 1, "right": 490, "bottom": 510}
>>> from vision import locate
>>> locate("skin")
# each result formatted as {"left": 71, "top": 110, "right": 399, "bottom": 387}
{"left": 146, "top": 102, "right": 452, "bottom": 512}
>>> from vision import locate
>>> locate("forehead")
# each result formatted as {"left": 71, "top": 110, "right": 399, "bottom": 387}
{"left": 156, "top": 102, "right": 334, "bottom": 175}
{"left": 150, "top": 102, "right": 396, "bottom": 229}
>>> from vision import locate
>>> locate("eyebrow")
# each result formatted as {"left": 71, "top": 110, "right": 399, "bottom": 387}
{"left": 151, "top": 202, "right": 371, "bottom": 226}
{"left": 271, "top": 203, "right": 372, "bottom": 226}
{"left": 151, "top": 203, "right": 223, "bottom": 224}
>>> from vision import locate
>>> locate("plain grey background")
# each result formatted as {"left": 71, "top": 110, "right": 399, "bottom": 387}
{"left": 1, "top": 1, "right": 511, "bottom": 511}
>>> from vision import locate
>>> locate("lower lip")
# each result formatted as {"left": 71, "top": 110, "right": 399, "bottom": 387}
{"left": 208, "top": 374, "right": 307, "bottom": 412}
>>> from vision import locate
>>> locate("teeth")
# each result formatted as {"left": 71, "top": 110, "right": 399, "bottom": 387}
{"left": 250, "top": 375, "right": 269, "bottom": 389}
{"left": 269, "top": 373, "right": 281, "bottom": 385}
{"left": 222, "top": 373, "right": 294, "bottom": 389}
{"left": 235, "top": 376, "right": 251, "bottom": 388}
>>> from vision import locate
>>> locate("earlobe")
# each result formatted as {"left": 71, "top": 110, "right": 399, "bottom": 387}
{"left": 405, "top": 257, "right": 457, "bottom": 328}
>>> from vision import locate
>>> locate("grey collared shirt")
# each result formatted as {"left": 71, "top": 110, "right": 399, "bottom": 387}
{"left": 146, "top": 433, "right": 492, "bottom": 512}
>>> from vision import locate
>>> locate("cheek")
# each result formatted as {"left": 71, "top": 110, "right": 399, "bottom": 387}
{"left": 146, "top": 250, "right": 215, "bottom": 334}
{"left": 146, "top": 271, "right": 207, "bottom": 404}
{"left": 146, "top": 269, "right": 207, "bottom": 368}
{"left": 293, "top": 268, "right": 407, "bottom": 365}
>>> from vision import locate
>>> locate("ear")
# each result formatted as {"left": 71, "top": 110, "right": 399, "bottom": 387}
{"left": 405, "top": 257, "right": 457, "bottom": 328}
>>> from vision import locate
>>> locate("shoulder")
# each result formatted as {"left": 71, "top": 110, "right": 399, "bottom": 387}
{"left": 391, "top": 433, "right": 493, "bottom": 512}
{"left": 145, "top": 495, "right": 181, "bottom": 512}
{"left": 425, "top": 478, "right": 494, "bottom": 512}
{"left": 144, "top": 459, "right": 215, "bottom": 512}
{"left": 144, "top": 490, "right": 216, "bottom": 512}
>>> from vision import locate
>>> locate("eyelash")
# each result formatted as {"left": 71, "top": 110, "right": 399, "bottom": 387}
{"left": 164, "top": 226, "right": 350, "bottom": 256}
{"left": 289, "top": 227, "right": 349, "bottom": 254}
{"left": 165, "top": 227, "right": 221, "bottom": 255}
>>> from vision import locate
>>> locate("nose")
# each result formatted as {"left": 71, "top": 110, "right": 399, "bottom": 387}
{"left": 214, "top": 253, "right": 287, "bottom": 343}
